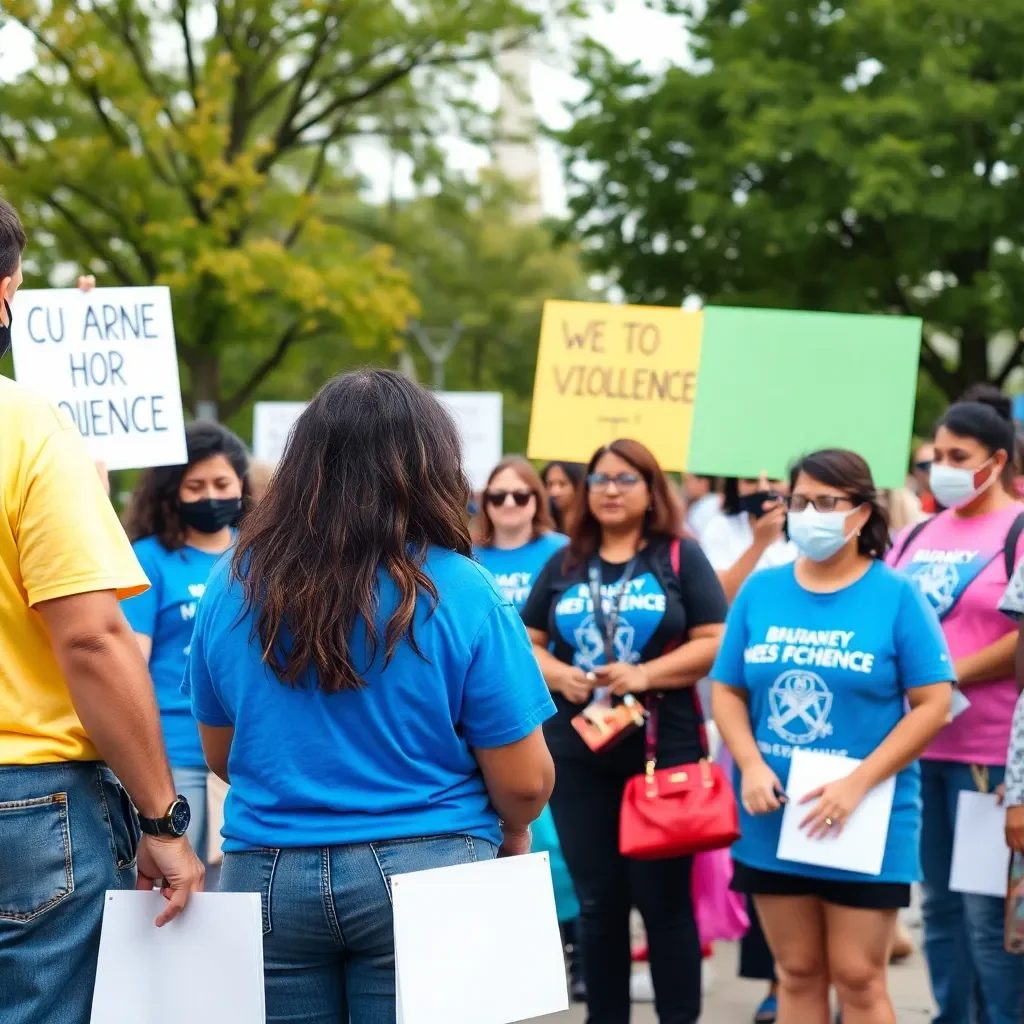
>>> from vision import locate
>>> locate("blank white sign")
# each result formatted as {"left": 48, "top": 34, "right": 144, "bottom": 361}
{"left": 11, "top": 287, "right": 187, "bottom": 470}
{"left": 438, "top": 391, "right": 503, "bottom": 493}
{"left": 392, "top": 853, "right": 567, "bottom": 1024}
{"left": 90, "top": 891, "right": 265, "bottom": 1024}
{"left": 949, "top": 791, "right": 1011, "bottom": 898}
{"left": 777, "top": 750, "right": 895, "bottom": 877}
{"left": 252, "top": 401, "right": 307, "bottom": 463}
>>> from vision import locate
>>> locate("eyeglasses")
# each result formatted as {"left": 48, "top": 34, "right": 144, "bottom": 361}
{"left": 588, "top": 472, "right": 643, "bottom": 492}
{"left": 787, "top": 495, "right": 859, "bottom": 513}
{"left": 485, "top": 490, "right": 533, "bottom": 508}
{"left": 914, "top": 460, "right": 932, "bottom": 472}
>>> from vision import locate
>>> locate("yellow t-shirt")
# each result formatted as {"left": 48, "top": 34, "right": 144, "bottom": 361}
{"left": 0, "top": 377, "right": 149, "bottom": 765}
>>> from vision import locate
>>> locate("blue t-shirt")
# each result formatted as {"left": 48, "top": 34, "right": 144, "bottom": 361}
{"left": 122, "top": 537, "right": 225, "bottom": 767}
{"left": 181, "top": 547, "right": 556, "bottom": 852}
{"left": 474, "top": 533, "right": 568, "bottom": 612}
{"left": 710, "top": 561, "right": 952, "bottom": 884}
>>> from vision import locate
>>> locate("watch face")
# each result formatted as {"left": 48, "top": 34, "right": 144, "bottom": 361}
{"left": 170, "top": 797, "right": 191, "bottom": 836}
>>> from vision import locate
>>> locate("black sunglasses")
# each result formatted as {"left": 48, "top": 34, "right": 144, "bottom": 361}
{"left": 485, "top": 490, "right": 533, "bottom": 508}
{"left": 914, "top": 460, "right": 932, "bottom": 472}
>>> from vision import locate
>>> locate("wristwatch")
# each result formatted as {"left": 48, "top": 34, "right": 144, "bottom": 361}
{"left": 138, "top": 795, "right": 191, "bottom": 838}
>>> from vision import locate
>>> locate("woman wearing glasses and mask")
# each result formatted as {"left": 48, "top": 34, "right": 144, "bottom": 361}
{"left": 474, "top": 457, "right": 568, "bottom": 613}
{"left": 887, "top": 387, "right": 1024, "bottom": 1024}
{"left": 713, "top": 449, "right": 953, "bottom": 1024}
{"left": 522, "top": 439, "right": 727, "bottom": 1024}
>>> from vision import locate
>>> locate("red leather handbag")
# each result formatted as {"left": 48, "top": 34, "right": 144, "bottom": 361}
{"left": 618, "top": 538, "right": 741, "bottom": 860}
{"left": 619, "top": 699, "right": 740, "bottom": 860}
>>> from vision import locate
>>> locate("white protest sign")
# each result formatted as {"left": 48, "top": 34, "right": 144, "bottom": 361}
{"left": 252, "top": 401, "right": 308, "bottom": 463}
{"left": 438, "top": 391, "right": 503, "bottom": 493}
{"left": 11, "top": 287, "right": 187, "bottom": 471}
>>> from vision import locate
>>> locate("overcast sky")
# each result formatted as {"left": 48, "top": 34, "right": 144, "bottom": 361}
{"left": 0, "top": 2, "right": 687, "bottom": 216}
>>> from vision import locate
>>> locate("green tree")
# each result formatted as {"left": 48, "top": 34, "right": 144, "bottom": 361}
{"left": 347, "top": 171, "right": 594, "bottom": 452}
{"left": 559, "top": 0, "right": 1024, "bottom": 401}
{"left": 0, "top": 0, "right": 579, "bottom": 416}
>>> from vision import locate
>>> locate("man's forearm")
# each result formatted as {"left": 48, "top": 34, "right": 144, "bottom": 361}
{"left": 60, "top": 632, "right": 177, "bottom": 818}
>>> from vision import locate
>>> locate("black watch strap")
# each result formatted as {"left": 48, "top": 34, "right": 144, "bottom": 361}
{"left": 138, "top": 794, "right": 191, "bottom": 838}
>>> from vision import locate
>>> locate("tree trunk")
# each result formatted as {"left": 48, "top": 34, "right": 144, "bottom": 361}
{"left": 953, "top": 328, "right": 990, "bottom": 401}
{"left": 189, "top": 348, "right": 221, "bottom": 420}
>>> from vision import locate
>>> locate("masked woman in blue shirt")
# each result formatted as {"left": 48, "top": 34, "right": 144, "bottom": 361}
{"left": 182, "top": 370, "right": 556, "bottom": 1024}
{"left": 712, "top": 449, "right": 953, "bottom": 1024}
{"left": 122, "top": 421, "right": 250, "bottom": 863}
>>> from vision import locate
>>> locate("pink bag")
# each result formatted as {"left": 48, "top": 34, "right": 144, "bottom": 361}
{"left": 690, "top": 737, "right": 749, "bottom": 944}
{"left": 692, "top": 846, "right": 749, "bottom": 943}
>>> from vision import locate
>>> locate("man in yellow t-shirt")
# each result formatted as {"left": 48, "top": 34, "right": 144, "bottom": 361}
{"left": 0, "top": 199, "right": 204, "bottom": 1024}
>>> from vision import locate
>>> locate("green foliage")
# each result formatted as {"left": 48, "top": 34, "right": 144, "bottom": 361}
{"left": 383, "top": 172, "right": 594, "bottom": 451}
{"left": 560, "top": 0, "right": 1024, "bottom": 402}
{"left": 0, "top": 0, "right": 581, "bottom": 417}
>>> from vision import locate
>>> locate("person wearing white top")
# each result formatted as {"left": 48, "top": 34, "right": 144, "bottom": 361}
{"left": 701, "top": 477, "right": 797, "bottom": 602}
{"left": 684, "top": 474, "right": 722, "bottom": 542}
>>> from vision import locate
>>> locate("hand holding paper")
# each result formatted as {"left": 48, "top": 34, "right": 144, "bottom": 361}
{"left": 777, "top": 750, "right": 895, "bottom": 876}
{"left": 799, "top": 771, "right": 871, "bottom": 839}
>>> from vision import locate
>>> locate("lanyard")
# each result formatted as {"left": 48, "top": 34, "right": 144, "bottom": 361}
{"left": 587, "top": 556, "right": 638, "bottom": 664}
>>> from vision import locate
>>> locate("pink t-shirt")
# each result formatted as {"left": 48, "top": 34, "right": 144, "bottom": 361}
{"left": 888, "top": 503, "right": 1024, "bottom": 764}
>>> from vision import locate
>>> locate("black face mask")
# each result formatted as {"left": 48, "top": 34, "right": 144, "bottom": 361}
{"left": 738, "top": 491, "right": 776, "bottom": 519}
{"left": 0, "top": 300, "right": 12, "bottom": 362}
{"left": 178, "top": 497, "right": 242, "bottom": 534}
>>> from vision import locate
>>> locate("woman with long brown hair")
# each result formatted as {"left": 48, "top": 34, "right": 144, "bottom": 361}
{"left": 181, "top": 369, "right": 555, "bottom": 1023}
{"left": 522, "top": 439, "right": 728, "bottom": 1023}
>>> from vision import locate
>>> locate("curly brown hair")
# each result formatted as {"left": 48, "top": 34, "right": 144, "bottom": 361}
{"left": 124, "top": 421, "right": 251, "bottom": 550}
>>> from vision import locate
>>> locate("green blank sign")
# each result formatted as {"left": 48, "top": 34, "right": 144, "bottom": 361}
{"left": 687, "top": 306, "right": 923, "bottom": 489}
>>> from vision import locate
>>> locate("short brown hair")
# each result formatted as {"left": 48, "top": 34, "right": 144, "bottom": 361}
{"left": 564, "top": 439, "right": 683, "bottom": 569}
{"left": 0, "top": 198, "right": 27, "bottom": 280}
{"left": 474, "top": 456, "right": 554, "bottom": 547}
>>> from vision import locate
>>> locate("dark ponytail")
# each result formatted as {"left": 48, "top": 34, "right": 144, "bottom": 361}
{"left": 938, "top": 384, "right": 1016, "bottom": 487}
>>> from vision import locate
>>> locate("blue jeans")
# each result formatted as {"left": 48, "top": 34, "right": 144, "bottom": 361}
{"left": 172, "top": 764, "right": 209, "bottom": 866}
{"left": 220, "top": 834, "right": 498, "bottom": 1024}
{"left": 920, "top": 760, "right": 1023, "bottom": 1024}
{"left": 0, "top": 761, "right": 138, "bottom": 1024}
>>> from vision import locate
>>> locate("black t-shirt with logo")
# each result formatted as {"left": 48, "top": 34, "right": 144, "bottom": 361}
{"left": 521, "top": 537, "right": 727, "bottom": 772}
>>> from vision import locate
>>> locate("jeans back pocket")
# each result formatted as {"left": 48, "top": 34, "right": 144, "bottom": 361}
{"left": 97, "top": 767, "right": 140, "bottom": 872}
{"left": 0, "top": 794, "right": 74, "bottom": 922}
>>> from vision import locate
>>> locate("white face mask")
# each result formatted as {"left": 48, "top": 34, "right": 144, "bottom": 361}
{"left": 786, "top": 507, "right": 855, "bottom": 562}
{"left": 929, "top": 457, "right": 995, "bottom": 509}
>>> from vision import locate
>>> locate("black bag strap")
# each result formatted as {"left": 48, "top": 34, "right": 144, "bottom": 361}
{"left": 1003, "top": 512, "right": 1024, "bottom": 579}
{"left": 894, "top": 517, "right": 932, "bottom": 564}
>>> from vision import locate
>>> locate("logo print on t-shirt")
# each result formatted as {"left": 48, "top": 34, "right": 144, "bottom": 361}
{"left": 554, "top": 572, "right": 667, "bottom": 672}
{"left": 910, "top": 562, "right": 959, "bottom": 617}
{"left": 573, "top": 615, "right": 637, "bottom": 670}
{"left": 768, "top": 669, "right": 834, "bottom": 745}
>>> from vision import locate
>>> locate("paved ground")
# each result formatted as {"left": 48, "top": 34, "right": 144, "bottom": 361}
{"left": 542, "top": 922, "right": 933, "bottom": 1023}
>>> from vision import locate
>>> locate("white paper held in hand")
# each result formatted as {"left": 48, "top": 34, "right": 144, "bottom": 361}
{"left": 90, "top": 891, "right": 265, "bottom": 1024}
{"left": 777, "top": 750, "right": 895, "bottom": 877}
{"left": 392, "top": 852, "right": 568, "bottom": 1024}
{"left": 949, "top": 790, "right": 1011, "bottom": 898}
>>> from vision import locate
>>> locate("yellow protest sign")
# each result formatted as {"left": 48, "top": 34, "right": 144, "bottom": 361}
{"left": 527, "top": 300, "right": 702, "bottom": 471}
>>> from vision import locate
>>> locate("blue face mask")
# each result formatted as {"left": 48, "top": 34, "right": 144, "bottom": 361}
{"left": 786, "top": 507, "right": 855, "bottom": 562}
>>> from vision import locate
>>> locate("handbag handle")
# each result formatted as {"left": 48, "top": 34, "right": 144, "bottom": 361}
{"left": 644, "top": 536, "right": 711, "bottom": 786}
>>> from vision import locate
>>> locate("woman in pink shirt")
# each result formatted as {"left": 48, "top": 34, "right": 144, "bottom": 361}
{"left": 888, "top": 387, "right": 1024, "bottom": 1024}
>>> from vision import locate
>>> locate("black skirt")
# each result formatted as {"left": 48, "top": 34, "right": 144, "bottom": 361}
{"left": 731, "top": 862, "right": 912, "bottom": 910}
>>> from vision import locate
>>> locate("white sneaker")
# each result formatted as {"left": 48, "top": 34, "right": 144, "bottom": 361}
{"left": 630, "top": 969, "right": 655, "bottom": 1002}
